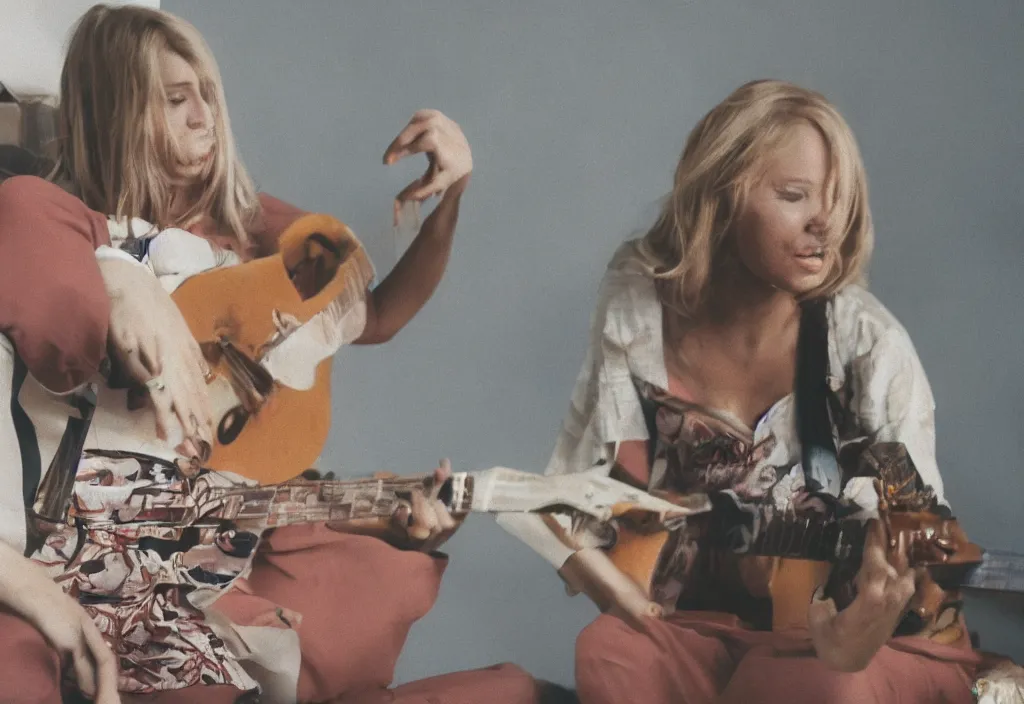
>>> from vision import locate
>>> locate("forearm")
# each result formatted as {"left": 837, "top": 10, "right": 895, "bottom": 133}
{"left": 0, "top": 540, "right": 56, "bottom": 618}
{"left": 355, "top": 182, "right": 466, "bottom": 344}
{"left": 0, "top": 177, "right": 112, "bottom": 393}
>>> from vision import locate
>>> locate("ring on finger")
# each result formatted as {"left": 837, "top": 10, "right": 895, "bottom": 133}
{"left": 145, "top": 376, "right": 166, "bottom": 393}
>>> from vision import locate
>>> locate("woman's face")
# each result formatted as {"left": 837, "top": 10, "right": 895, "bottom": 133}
{"left": 159, "top": 50, "right": 215, "bottom": 182}
{"left": 731, "top": 121, "right": 837, "bottom": 296}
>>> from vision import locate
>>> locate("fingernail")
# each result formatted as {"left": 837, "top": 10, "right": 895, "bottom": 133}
{"left": 195, "top": 439, "right": 212, "bottom": 463}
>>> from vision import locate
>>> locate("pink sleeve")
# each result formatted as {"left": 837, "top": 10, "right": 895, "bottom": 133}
{"left": 250, "top": 193, "right": 308, "bottom": 257}
{"left": 0, "top": 176, "right": 112, "bottom": 393}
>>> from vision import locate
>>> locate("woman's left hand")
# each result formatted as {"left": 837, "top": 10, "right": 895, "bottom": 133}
{"left": 391, "top": 459, "right": 463, "bottom": 553}
{"left": 808, "top": 519, "right": 917, "bottom": 672}
{"left": 383, "top": 110, "right": 472, "bottom": 219}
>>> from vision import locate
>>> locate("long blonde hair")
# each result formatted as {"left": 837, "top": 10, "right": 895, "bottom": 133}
{"left": 639, "top": 79, "right": 873, "bottom": 320}
{"left": 55, "top": 3, "right": 258, "bottom": 245}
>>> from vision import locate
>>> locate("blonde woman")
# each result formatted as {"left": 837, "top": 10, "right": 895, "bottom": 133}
{"left": 547, "top": 80, "right": 981, "bottom": 703}
{"left": 0, "top": 4, "right": 539, "bottom": 704}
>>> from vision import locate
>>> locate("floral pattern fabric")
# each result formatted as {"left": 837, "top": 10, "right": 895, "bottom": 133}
{"left": 30, "top": 451, "right": 265, "bottom": 695}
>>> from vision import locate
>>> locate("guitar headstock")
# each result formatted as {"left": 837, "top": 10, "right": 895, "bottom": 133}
{"left": 469, "top": 466, "right": 709, "bottom": 527}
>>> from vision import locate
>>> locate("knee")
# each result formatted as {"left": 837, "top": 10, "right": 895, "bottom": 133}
{"left": 0, "top": 176, "right": 109, "bottom": 392}
{"left": 0, "top": 610, "right": 63, "bottom": 704}
{"left": 0, "top": 175, "right": 61, "bottom": 215}
{"left": 575, "top": 613, "right": 659, "bottom": 689}
{"left": 13, "top": 273, "right": 110, "bottom": 392}
{"left": 485, "top": 663, "right": 545, "bottom": 704}
{"left": 575, "top": 613, "right": 638, "bottom": 667}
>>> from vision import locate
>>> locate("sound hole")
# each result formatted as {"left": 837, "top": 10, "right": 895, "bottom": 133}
{"left": 217, "top": 406, "right": 249, "bottom": 445}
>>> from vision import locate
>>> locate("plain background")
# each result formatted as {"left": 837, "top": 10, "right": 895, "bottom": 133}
{"left": 0, "top": 0, "right": 158, "bottom": 94}
{"left": 73, "top": 0, "right": 1024, "bottom": 686}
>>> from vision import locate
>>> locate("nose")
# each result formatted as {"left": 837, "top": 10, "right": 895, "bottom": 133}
{"left": 186, "top": 99, "right": 212, "bottom": 131}
{"left": 806, "top": 212, "right": 826, "bottom": 238}
{"left": 806, "top": 197, "right": 829, "bottom": 239}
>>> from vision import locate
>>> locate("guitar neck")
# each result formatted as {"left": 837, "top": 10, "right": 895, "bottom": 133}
{"left": 706, "top": 502, "right": 1024, "bottom": 593}
{"left": 198, "top": 473, "right": 476, "bottom": 531}
{"left": 707, "top": 502, "right": 865, "bottom": 565}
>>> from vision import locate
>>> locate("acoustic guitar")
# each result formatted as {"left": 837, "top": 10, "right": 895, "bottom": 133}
{"left": 18, "top": 213, "right": 375, "bottom": 488}
{"left": 568, "top": 448, "right": 1024, "bottom": 640}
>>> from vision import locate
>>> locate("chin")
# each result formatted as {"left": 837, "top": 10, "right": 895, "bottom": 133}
{"left": 784, "top": 274, "right": 829, "bottom": 297}
{"left": 175, "top": 160, "right": 212, "bottom": 185}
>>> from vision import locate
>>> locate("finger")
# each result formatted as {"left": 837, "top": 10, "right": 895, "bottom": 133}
{"left": 806, "top": 592, "right": 839, "bottom": 640}
{"left": 402, "top": 167, "right": 453, "bottom": 204}
{"left": 893, "top": 570, "right": 917, "bottom": 607}
{"left": 394, "top": 175, "right": 430, "bottom": 210}
{"left": 383, "top": 120, "right": 432, "bottom": 165}
{"left": 391, "top": 501, "right": 412, "bottom": 531}
{"left": 889, "top": 529, "right": 912, "bottom": 577}
{"left": 165, "top": 372, "right": 201, "bottom": 453}
{"left": 435, "top": 458, "right": 452, "bottom": 481}
{"left": 183, "top": 338, "right": 215, "bottom": 436}
{"left": 429, "top": 459, "right": 452, "bottom": 501}
{"left": 175, "top": 354, "right": 213, "bottom": 444}
{"left": 408, "top": 491, "right": 437, "bottom": 541}
{"left": 146, "top": 382, "right": 177, "bottom": 443}
{"left": 433, "top": 499, "right": 457, "bottom": 532}
{"left": 82, "top": 619, "right": 119, "bottom": 704}
{"left": 136, "top": 337, "right": 164, "bottom": 379}
{"left": 858, "top": 521, "right": 893, "bottom": 583}
{"left": 169, "top": 343, "right": 211, "bottom": 436}
{"left": 71, "top": 646, "right": 98, "bottom": 699}
{"left": 177, "top": 437, "right": 199, "bottom": 461}
{"left": 384, "top": 130, "right": 439, "bottom": 166}
{"left": 410, "top": 108, "right": 442, "bottom": 123}
{"left": 118, "top": 342, "right": 153, "bottom": 387}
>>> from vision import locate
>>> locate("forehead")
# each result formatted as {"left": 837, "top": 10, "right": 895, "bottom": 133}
{"left": 159, "top": 50, "right": 199, "bottom": 86}
{"left": 762, "top": 121, "right": 829, "bottom": 183}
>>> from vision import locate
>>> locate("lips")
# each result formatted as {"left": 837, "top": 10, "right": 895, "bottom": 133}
{"left": 795, "top": 245, "right": 825, "bottom": 258}
{"left": 794, "top": 248, "right": 826, "bottom": 273}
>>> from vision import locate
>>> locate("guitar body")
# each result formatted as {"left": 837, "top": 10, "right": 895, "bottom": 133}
{"left": 18, "top": 214, "right": 374, "bottom": 489}
{"left": 172, "top": 214, "right": 373, "bottom": 485}
{"left": 599, "top": 507, "right": 1023, "bottom": 638}
{"left": 605, "top": 527, "right": 672, "bottom": 598}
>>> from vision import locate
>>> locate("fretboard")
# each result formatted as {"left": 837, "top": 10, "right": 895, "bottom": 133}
{"left": 189, "top": 473, "right": 476, "bottom": 530}
{"left": 706, "top": 501, "right": 867, "bottom": 565}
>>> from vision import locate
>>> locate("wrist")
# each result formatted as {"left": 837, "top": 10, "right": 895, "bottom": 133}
{"left": 0, "top": 546, "right": 52, "bottom": 614}
{"left": 443, "top": 173, "right": 471, "bottom": 200}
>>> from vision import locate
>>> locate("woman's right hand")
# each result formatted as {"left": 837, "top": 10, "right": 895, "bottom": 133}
{"left": 98, "top": 257, "right": 213, "bottom": 458}
{"left": 808, "top": 519, "right": 917, "bottom": 672}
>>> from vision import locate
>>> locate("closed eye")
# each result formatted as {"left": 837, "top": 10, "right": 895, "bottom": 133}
{"left": 778, "top": 190, "right": 806, "bottom": 202}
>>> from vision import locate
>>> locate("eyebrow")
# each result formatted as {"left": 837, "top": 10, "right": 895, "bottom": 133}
{"left": 777, "top": 177, "right": 817, "bottom": 186}
{"left": 163, "top": 81, "right": 197, "bottom": 90}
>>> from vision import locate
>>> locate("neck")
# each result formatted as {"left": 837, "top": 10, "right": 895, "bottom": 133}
{"left": 697, "top": 265, "right": 800, "bottom": 353}
{"left": 168, "top": 183, "right": 206, "bottom": 225}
